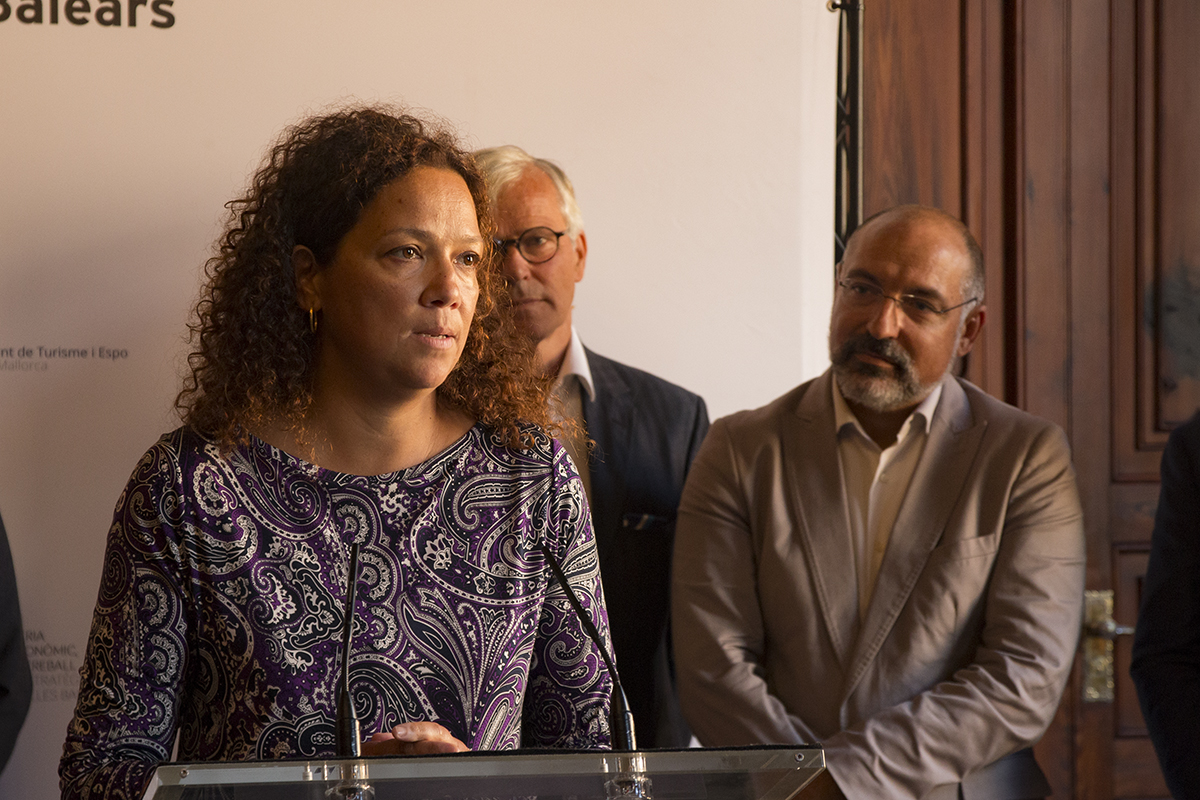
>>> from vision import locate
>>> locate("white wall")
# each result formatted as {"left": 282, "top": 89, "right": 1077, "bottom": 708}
{"left": 0, "top": 2, "right": 837, "bottom": 796}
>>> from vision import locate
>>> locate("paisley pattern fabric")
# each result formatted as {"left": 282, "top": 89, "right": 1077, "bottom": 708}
{"left": 60, "top": 425, "right": 612, "bottom": 800}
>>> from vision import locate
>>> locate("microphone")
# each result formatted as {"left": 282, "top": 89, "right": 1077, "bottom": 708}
{"left": 535, "top": 542, "right": 638, "bottom": 751}
{"left": 336, "top": 542, "right": 363, "bottom": 758}
{"left": 329, "top": 543, "right": 374, "bottom": 800}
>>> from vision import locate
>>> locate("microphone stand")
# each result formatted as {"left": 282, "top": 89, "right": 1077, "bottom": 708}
{"left": 535, "top": 543, "right": 651, "bottom": 797}
{"left": 535, "top": 543, "right": 638, "bottom": 751}
{"left": 336, "top": 543, "right": 362, "bottom": 758}
{"left": 329, "top": 543, "right": 372, "bottom": 800}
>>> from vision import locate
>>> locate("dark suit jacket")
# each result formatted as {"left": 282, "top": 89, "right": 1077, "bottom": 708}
{"left": 1131, "top": 411, "right": 1200, "bottom": 800}
{"left": 0, "top": 512, "right": 31, "bottom": 773}
{"left": 581, "top": 348, "right": 709, "bottom": 748}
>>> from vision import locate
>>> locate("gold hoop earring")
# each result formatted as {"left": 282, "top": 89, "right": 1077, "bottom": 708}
{"left": 308, "top": 307, "right": 317, "bottom": 333}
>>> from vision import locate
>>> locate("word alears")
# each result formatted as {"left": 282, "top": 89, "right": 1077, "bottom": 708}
{"left": 0, "top": 0, "right": 175, "bottom": 27}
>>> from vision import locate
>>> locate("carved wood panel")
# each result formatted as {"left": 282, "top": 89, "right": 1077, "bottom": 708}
{"left": 1111, "top": 545, "right": 1168, "bottom": 798}
{"left": 859, "top": 0, "right": 1199, "bottom": 795}
{"left": 1151, "top": 0, "right": 1200, "bottom": 430}
{"left": 1113, "top": 548, "right": 1147, "bottom": 739}
{"left": 1115, "top": 0, "right": 1200, "bottom": 481}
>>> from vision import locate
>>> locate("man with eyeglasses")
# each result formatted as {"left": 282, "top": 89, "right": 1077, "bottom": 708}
{"left": 673, "top": 206, "right": 1085, "bottom": 799}
{"left": 474, "top": 146, "right": 709, "bottom": 748}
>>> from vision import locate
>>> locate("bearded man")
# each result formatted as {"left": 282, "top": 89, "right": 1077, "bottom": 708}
{"left": 672, "top": 205, "right": 1085, "bottom": 800}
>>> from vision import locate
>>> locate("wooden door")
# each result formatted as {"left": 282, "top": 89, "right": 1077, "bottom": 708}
{"left": 1019, "top": 2, "right": 1197, "bottom": 796}
{"left": 863, "top": 0, "right": 1200, "bottom": 796}
{"left": 1090, "top": 1, "right": 1199, "bottom": 796}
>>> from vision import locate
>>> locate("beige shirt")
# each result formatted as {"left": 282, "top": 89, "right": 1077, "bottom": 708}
{"left": 833, "top": 379, "right": 943, "bottom": 625}
{"left": 551, "top": 328, "right": 596, "bottom": 503}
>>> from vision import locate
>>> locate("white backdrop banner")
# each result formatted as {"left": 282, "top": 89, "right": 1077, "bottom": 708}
{"left": 0, "top": 2, "right": 837, "bottom": 795}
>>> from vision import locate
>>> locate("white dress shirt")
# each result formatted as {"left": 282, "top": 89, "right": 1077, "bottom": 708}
{"left": 551, "top": 328, "right": 596, "bottom": 502}
{"left": 832, "top": 378, "right": 944, "bottom": 626}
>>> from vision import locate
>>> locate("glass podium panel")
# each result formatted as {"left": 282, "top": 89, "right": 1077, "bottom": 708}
{"left": 142, "top": 746, "right": 825, "bottom": 800}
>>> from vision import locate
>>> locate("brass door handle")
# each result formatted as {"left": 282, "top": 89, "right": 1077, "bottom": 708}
{"left": 1082, "top": 590, "right": 1134, "bottom": 702}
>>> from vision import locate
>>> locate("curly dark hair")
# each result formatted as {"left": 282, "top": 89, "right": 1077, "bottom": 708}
{"left": 176, "top": 105, "right": 551, "bottom": 451}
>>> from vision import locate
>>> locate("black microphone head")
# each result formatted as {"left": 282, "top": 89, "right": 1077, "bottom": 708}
{"left": 337, "top": 686, "right": 362, "bottom": 758}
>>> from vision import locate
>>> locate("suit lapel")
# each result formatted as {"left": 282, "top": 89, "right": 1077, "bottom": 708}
{"left": 582, "top": 349, "right": 633, "bottom": 562}
{"left": 783, "top": 372, "right": 859, "bottom": 670}
{"left": 842, "top": 377, "right": 987, "bottom": 695}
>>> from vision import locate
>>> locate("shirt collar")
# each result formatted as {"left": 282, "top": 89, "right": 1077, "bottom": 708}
{"left": 556, "top": 327, "right": 596, "bottom": 402}
{"left": 833, "top": 374, "right": 944, "bottom": 444}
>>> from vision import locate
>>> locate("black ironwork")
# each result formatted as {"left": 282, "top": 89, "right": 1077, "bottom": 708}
{"left": 829, "top": 1, "right": 863, "bottom": 265}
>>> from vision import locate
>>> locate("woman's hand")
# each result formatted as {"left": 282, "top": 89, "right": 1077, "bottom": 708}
{"left": 361, "top": 721, "right": 470, "bottom": 755}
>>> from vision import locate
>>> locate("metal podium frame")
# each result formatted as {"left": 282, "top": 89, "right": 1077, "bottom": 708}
{"left": 141, "top": 745, "right": 825, "bottom": 800}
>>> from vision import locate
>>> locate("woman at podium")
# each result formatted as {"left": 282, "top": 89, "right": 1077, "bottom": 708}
{"left": 59, "top": 106, "right": 613, "bottom": 800}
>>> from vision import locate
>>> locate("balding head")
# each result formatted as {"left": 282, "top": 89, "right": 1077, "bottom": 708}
{"left": 845, "top": 205, "right": 984, "bottom": 304}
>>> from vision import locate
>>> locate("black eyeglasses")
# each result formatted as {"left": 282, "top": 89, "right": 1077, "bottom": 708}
{"left": 493, "top": 227, "right": 567, "bottom": 265}
{"left": 836, "top": 279, "right": 979, "bottom": 325}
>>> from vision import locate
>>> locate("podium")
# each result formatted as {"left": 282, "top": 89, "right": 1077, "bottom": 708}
{"left": 140, "top": 746, "right": 826, "bottom": 800}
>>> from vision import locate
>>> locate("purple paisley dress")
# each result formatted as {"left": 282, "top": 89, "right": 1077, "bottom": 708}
{"left": 59, "top": 424, "right": 613, "bottom": 800}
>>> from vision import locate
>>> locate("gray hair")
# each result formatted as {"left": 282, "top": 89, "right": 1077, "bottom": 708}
{"left": 474, "top": 145, "right": 585, "bottom": 237}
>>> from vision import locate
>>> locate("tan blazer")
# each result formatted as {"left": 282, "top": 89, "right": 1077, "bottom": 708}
{"left": 672, "top": 372, "right": 1085, "bottom": 800}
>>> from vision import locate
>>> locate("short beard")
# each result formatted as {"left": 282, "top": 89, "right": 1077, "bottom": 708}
{"left": 830, "top": 332, "right": 943, "bottom": 413}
